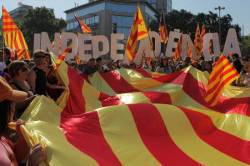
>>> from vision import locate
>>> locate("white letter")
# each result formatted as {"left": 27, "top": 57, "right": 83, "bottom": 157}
{"left": 111, "top": 33, "right": 124, "bottom": 61}
{"left": 223, "top": 28, "right": 241, "bottom": 57}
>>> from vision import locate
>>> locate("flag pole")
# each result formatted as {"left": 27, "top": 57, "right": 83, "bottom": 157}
{"left": 2, "top": 5, "right": 5, "bottom": 62}
{"left": 162, "top": 10, "right": 168, "bottom": 57}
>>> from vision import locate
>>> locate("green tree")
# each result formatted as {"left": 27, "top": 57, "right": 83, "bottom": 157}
{"left": 20, "top": 7, "right": 66, "bottom": 51}
{"left": 149, "top": 10, "right": 241, "bottom": 44}
{"left": 241, "top": 35, "right": 250, "bottom": 56}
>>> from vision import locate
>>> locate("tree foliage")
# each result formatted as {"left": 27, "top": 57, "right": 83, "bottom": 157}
{"left": 20, "top": 7, "right": 66, "bottom": 51}
{"left": 150, "top": 9, "right": 241, "bottom": 44}
{"left": 241, "top": 35, "right": 250, "bottom": 56}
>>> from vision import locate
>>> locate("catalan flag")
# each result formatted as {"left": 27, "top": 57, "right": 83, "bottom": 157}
{"left": 20, "top": 59, "right": 250, "bottom": 166}
{"left": 174, "top": 35, "right": 182, "bottom": 60}
{"left": 159, "top": 11, "right": 168, "bottom": 44}
{"left": 74, "top": 15, "right": 92, "bottom": 34}
{"left": 194, "top": 23, "right": 203, "bottom": 56}
{"left": 2, "top": 6, "right": 30, "bottom": 60}
{"left": 205, "top": 55, "right": 240, "bottom": 107}
{"left": 125, "top": 6, "right": 149, "bottom": 62}
{"left": 54, "top": 45, "right": 72, "bottom": 69}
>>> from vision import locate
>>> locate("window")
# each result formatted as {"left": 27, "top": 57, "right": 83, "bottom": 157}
{"left": 107, "top": 3, "right": 136, "bottom": 13}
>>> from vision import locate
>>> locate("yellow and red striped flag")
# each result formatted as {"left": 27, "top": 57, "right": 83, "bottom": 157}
{"left": 20, "top": 60, "right": 250, "bottom": 166}
{"left": 194, "top": 23, "right": 203, "bottom": 56}
{"left": 74, "top": 15, "right": 92, "bottom": 34}
{"left": 2, "top": 6, "right": 30, "bottom": 60}
{"left": 174, "top": 35, "right": 182, "bottom": 60}
{"left": 55, "top": 45, "right": 72, "bottom": 69}
{"left": 159, "top": 11, "right": 168, "bottom": 44}
{"left": 125, "top": 6, "right": 149, "bottom": 62}
{"left": 205, "top": 55, "right": 240, "bottom": 107}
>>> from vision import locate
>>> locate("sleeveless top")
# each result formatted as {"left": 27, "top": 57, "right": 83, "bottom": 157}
{"left": 34, "top": 67, "right": 47, "bottom": 95}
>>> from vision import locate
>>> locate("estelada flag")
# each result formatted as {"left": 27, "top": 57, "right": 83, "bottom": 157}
{"left": 159, "top": 11, "right": 168, "bottom": 44}
{"left": 2, "top": 6, "right": 30, "bottom": 60}
{"left": 125, "top": 6, "right": 149, "bottom": 62}
{"left": 205, "top": 54, "right": 240, "bottom": 107}
{"left": 74, "top": 15, "right": 92, "bottom": 34}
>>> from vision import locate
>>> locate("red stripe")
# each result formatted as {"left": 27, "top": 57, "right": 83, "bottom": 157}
{"left": 64, "top": 67, "right": 86, "bottom": 114}
{"left": 143, "top": 92, "right": 172, "bottom": 104}
{"left": 181, "top": 107, "right": 250, "bottom": 164}
{"left": 134, "top": 68, "right": 151, "bottom": 77}
{"left": 128, "top": 104, "right": 200, "bottom": 165}
{"left": 2, "top": 28, "right": 18, "bottom": 32}
{"left": 100, "top": 71, "right": 138, "bottom": 93}
{"left": 60, "top": 111, "right": 122, "bottom": 165}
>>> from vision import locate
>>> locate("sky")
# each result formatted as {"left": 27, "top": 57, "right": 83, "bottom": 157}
{"left": 1, "top": 0, "right": 250, "bottom": 35}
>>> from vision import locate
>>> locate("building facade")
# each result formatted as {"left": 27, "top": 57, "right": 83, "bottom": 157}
{"left": 65, "top": 0, "right": 163, "bottom": 38}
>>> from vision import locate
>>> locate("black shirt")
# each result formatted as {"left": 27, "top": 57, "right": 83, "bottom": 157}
{"left": 34, "top": 67, "right": 47, "bottom": 95}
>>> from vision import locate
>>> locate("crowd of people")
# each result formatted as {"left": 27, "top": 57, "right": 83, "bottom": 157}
{"left": 0, "top": 47, "right": 250, "bottom": 165}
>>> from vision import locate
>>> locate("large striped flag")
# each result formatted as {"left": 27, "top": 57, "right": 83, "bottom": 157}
{"left": 19, "top": 59, "right": 250, "bottom": 165}
{"left": 125, "top": 6, "right": 149, "bottom": 62}
{"left": 159, "top": 11, "right": 168, "bottom": 44}
{"left": 205, "top": 55, "right": 240, "bottom": 107}
{"left": 2, "top": 6, "right": 30, "bottom": 60}
{"left": 74, "top": 15, "right": 92, "bottom": 34}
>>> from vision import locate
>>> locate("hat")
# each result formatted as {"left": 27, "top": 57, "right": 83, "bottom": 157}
{"left": 0, "top": 76, "right": 28, "bottom": 102}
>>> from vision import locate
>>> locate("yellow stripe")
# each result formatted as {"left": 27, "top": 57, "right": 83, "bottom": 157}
{"left": 119, "top": 69, "right": 163, "bottom": 90}
{"left": 156, "top": 104, "right": 249, "bottom": 166}
{"left": 88, "top": 72, "right": 116, "bottom": 95}
{"left": 118, "top": 92, "right": 150, "bottom": 104}
{"left": 83, "top": 81, "right": 102, "bottom": 112}
{"left": 98, "top": 105, "right": 160, "bottom": 165}
{"left": 21, "top": 96, "right": 98, "bottom": 166}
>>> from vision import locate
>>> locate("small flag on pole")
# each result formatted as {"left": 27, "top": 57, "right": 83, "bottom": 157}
{"left": 2, "top": 6, "right": 30, "bottom": 60}
{"left": 74, "top": 15, "right": 92, "bottom": 34}
{"left": 125, "top": 6, "right": 149, "bottom": 62}
{"left": 159, "top": 11, "right": 168, "bottom": 44}
{"left": 205, "top": 55, "right": 240, "bottom": 107}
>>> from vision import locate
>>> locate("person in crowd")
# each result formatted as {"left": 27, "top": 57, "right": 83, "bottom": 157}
{"left": 0, "top": 76, "right": 46, "bottom": 166}
{"left": 232, "top": 53, "right": 243, "bottom": 73}
{"left": 183, "top": 57, "right": 192, "bottom": 68}
{"left": 96, "top": 57, "right": 104, "bottom": 72}
{"left": 239, "top": 57, "right": 250, "bottom": 87}
{"left": 156, "top": 57, "right": 173, "bottom": 74}
{"left": 8, "top": 61, "right": 35, "bottom": 118}
{"left": 84, "top": 58, "right": 97, "bottom": 75}
{"left": 28, "top": 50, "right": 65, "bottom": 96}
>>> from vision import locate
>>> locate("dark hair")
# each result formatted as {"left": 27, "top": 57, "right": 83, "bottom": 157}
{"left": 8, "top": 60, "right": 28, "bottom": 77}
{"left": 96, "top": 57, "right": 102, "bottom": 62}
{"left": 232, "top": 53, "right": 239, "bottom": 59}
{"left": 0, "top": 100, "right": 12, "bottom": 133}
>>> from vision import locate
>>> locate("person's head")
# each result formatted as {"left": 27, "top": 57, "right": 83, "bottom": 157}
{"left": 33, "top": 50, "right": 47, "bottom": 67}
{"left": 232, "top": 53, "right": 240, "bottom": 61}
{"left": 243, "top": 62, "right": 250, "bottom": 73}
{"left": 8, "top": 61, "right": 30, "bottom": 81}
{"left": 44, "top": 52, "right": 52, "bottom": 66}
{"left": 96, "top": 57, "right": 102, "bottom": 65}
{"left": 184, "top": 57, "right": 191, "bottom": 64}
{"left": 88, "top": 58, "right": 96, "bottom": 67}
{"left": 204, "top": 61, "right": 212, "bottom": 73}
